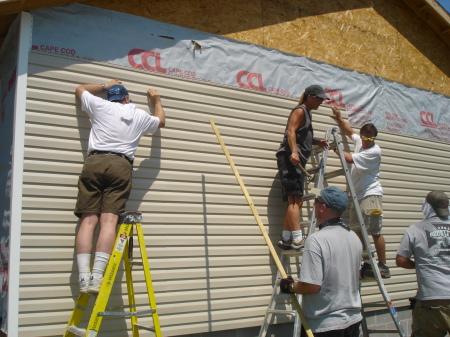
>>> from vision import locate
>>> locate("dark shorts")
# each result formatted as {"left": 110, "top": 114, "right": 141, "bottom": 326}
{"left": 276, "top": 152, "right": 304, "bottom": 202}
{"left": 74, "top": 154, "right": 133, "bottom": 218}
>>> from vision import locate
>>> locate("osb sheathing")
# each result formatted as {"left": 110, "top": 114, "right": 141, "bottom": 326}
{"left": 86, "top": 0, "right": 450, "bottom": 96}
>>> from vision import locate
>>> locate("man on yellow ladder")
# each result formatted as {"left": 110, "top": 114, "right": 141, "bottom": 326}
{"left": 280, "top": 186, "right": 363, "bottom": 336}
{"left": 73, "top": 79, "right": 166, "bottom": 294}
{"left": 329, "top": 107, "right": 390, "bottom": 279}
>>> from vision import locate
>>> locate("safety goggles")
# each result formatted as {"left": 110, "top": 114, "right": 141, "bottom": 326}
{"left": 361, "top": 136, "right": 376, "bottom": 141}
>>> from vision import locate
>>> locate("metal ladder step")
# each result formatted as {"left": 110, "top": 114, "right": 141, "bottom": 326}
{"left": 267, "top": 309, "right": 296, "bottom": 315}
{"left": 324, "top": 168, "right": 345, "bottom": 180}
{"left": 67, "top": 325, "right": 86, "bottom": 337}
{"left": 134, "top": 323, "right": 156, "bottom": 332}
{"left": 98, "top": 309, "right": 156, "bottom": 317}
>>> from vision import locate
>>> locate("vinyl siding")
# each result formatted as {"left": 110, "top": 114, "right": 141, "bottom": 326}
{"left": 18, "top": 51, "right": 450, "bottom": 336}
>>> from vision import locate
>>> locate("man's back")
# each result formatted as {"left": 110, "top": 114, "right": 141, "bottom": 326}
{"left": 81, "top": 91, "right": 160, "bottom": 159}
{"left": 300, "top": 225, "right": 363, "bottom": 332}
{"left": 397, "top": 216, "right": 450, "bottom": 300}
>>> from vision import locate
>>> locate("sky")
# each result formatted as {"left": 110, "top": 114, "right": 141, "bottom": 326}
{"left": 436, "top": 0, "right": 450, "bottom": 14}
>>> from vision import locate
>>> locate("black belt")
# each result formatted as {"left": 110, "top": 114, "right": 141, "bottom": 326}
{"left": 89, "top": 151, "right": 133, "bottom": 164}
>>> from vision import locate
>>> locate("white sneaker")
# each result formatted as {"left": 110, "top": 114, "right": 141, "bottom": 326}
{"left": 291, "top": 238, "right": 305, "bottom": 250}
{"left": 79, "top": 277, "right": 89, "bottom": 294}
{"left": 88, "top": 276, "right": 103, "bottom": 294}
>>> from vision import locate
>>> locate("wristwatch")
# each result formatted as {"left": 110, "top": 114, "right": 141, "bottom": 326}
{"left": 101, "top": 83, "right": 106, "bottom": 91}
{"left": 289, "top": 282, "right": 294, "bottom": 293}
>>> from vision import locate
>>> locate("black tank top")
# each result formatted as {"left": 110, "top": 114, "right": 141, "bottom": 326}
{"left": 277, "top": 105, "right": 314, "bottom": 167}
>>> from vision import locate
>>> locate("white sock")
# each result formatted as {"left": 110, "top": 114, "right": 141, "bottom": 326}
{"left": 292, "top": 230, "right": 303, "bottom": 241}
{"left": 282, "top": 230, "right": 291, "bottom": 241}
{"left": 77, "top": 253, "right": 91, "bottom": 281}
{"left": 92, "top": 252, "right": 110, "bottom": 279}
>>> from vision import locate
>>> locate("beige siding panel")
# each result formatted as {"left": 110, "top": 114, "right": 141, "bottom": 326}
{"left": 20, "top": 51, "right": 450, "bottom": 336}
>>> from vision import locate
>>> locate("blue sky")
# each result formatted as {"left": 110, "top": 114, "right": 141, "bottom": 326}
{"left": 436, "top": 0, "right": 450, "bottom": 14}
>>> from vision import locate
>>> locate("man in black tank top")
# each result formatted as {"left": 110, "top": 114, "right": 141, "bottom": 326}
{"left": 276, "top": 85, "right": 329, "bottom": 250}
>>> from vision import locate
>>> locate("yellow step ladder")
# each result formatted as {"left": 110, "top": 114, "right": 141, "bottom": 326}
{"left": 64, "top": 211, "right": 162, "bottom": 337}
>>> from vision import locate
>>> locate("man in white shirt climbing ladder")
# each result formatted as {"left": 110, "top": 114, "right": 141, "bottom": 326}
{"left": 329, "top": 107, "right": 390, "bottom": 278}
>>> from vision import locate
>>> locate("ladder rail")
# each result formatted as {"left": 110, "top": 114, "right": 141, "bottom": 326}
{"left": 64, "top": 213, "right": 162, "bottom": 337}
{"left": 331, "top": 127, "right": 406, "bottom": 337}
{"left": 307, "top": 128, "right": 333, "bottom": 236}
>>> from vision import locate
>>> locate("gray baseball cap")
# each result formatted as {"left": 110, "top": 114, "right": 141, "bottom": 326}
{"left": 426, "top": 190, "right": 449, "bottom": 217}
{"left": 304, "top": 85, "right": 329, "bottom": 100}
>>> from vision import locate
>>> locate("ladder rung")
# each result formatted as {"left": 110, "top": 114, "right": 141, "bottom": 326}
{"left": 362, "top": 302, "right": 389, "bottom": 308}
{"left": 280, "top": 249, "right": 303, "bottom": 257}
{"left": 367, "top": 329, "right": 400, "bottom": 333}
{"left": 302, "top": 193, "right": 315, "bottom": 201}
{"left": 134, "top": 323, "right": 155, "bottom": 332}
{"left": 306, "top": 167, "right": 321, "bottom": 174}
{"left": 267, "top": 309, "right": 296, "bottom": 315}
{"left": 67, "top": 325, "right": 86, "bottom": 337}
{"left": 98, "top": 309, "right": 156, "bottom": 317}
{"left": 324, "top": 169, "right": 345, "bottom": 179}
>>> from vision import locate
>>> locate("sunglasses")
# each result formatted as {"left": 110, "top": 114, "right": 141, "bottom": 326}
{"left": 361, "top": 136, "right": 376, "bottom": 141}
{"left": 314, "top": 197, "right": 325, "bottom": 205}
{"left": 314, "top": 96, "right": 324, "bottom": 103}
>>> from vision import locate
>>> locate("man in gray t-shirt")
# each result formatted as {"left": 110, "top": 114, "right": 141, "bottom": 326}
{"left": 280, "top": 186, "right": 363, "bottom": 336}
{"left": 396, "top": 190, "right": 450, "bottom": 337}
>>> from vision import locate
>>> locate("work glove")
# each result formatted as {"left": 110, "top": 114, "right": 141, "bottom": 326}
{"left": 279, "top": 276, "right": 295, "bottom": 294}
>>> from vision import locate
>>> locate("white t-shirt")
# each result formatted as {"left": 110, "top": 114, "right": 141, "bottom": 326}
{"left": 300, "top": 225, "right": 363, "bottom": 332}
{"left": 81, "top": 91, "right": 160, "bottom": 159}
{"left": 350, "top": 134, "right": 383, "bottom": 200}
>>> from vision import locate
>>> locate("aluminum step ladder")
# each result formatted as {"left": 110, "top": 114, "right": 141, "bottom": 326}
{"left": 258, "top": 128, "right": 335, "bottom": 337}
{"left": 63, "top": 211, "right": 162, "bottom": 337}
{"left": 258, "top": 249, "right": 304, "bottom": 337}
{"left": 330, "top": 126, "right": 406, "bottom": 337}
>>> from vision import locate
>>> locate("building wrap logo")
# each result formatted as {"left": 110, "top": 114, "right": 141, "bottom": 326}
{"left": 128, "top": 49, "right": 167, "bottom": 74}
{"left": 237, "top": 71, "right": 267, "bottom": 92}
{"left": 420, "top": 111, "right": 437, "bottom": 128}
{"left": 324, "top": 89, "right": 345, "bottom": 107}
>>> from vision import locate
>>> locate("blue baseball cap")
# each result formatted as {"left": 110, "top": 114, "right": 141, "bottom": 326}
{"left": 107, "top": 85, "right": 129, "bottom": 101}
{"left": 320, "top": 186, "right": 348, "bottom": 212}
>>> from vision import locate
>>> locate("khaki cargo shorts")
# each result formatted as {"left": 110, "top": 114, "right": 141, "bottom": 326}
{"left": 412, "top": 299, "right": 450, "bottom": 337}
{"left": 74, "top": 154, "right": 132, "bottom": 218}
{"left": 349, "top": 195, "right": 383, "bottom": 235}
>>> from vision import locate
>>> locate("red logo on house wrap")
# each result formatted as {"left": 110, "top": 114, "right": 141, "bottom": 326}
{"left": 237, "top": 71, "right": 267, "bottom": 92}
{"left": 236, "top": 71, "right": 291, "bottom": 96}
{"left": 324, "top": 89, "right": 344, "bottom": 107}
{"left": 420, "top": 111, "right": 437, "bottom": 128}
{"left": 128, "top": 49, "right": 168, "bottom": 74}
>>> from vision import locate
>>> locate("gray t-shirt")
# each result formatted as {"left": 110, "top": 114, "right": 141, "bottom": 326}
{"left": 299, "top": 225, "right": 363, "bottom": 333}
{"left": 396, "top": 216, "right": 450, "bottom": 300}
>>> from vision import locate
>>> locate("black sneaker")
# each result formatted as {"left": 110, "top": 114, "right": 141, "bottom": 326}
{"left": 360, "top": 262, "right": 374, "bottom": 279}
{"left": 277, "top": 238, "right": 292, "bottom": 250}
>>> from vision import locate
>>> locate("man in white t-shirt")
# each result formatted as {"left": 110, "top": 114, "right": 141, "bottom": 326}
{"left": 74, "top": 79, "right": 166, "bottom": 294}
{"left": 330, "top": 107, "right": 390, "bottom": 279}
